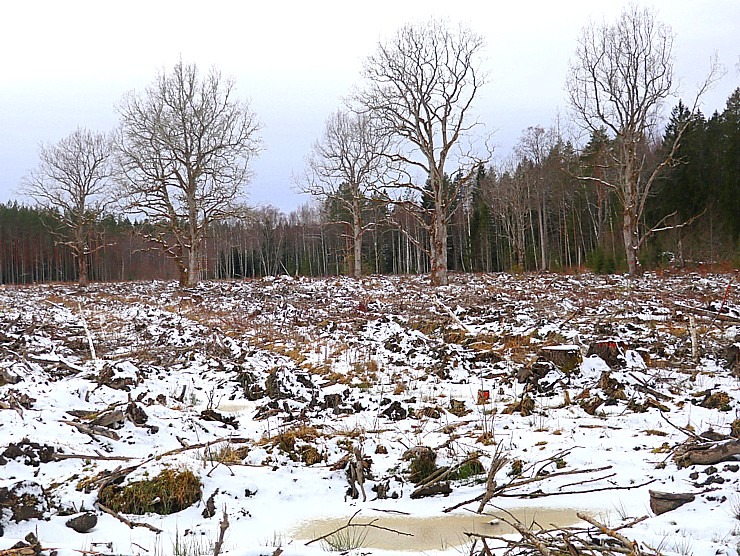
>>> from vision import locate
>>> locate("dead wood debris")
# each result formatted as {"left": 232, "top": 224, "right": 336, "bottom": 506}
{"left": 444, "top": 446, "right": 642, "bottom": 514}
{"left": 465, "top": 508, "right": 652, "bottom": 556}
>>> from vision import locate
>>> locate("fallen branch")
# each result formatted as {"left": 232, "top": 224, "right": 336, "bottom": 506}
{"left": 577, "top": 512, "right": 641, "bottom": 555}
{"left": 53, "top": 453, "right": 134, "bottom": 462}
{"left": 659, "top": 411, "right": 701, "bottom": 440}
{"left": 434, "top": 295, "right": 472, "bottom": 333}
{"left": 559, "top": 472, "right": 617, "bottom": 490}
{"left": 78, "top": 302, "right": 97, "bottom": 361}
{"left": 444, "top": 465, "right": 612, "bottom": 513}
{"left": 629, "top": 374, "right": 672, "bottom": 401}
{"left": 477, "top": 445, "right": 509, "bottom": 513}
{"left": 672, "top": 302, "right": 740, "bottom": 324}
{"left": 410, "top": 452, "right": 482, "bottom": 499}
{"left": 154, "top": 436, "right": 249, "bottom": 460}
{"left": 674, "top": 438, "right": 740, "bottom": 467}
{"left": 94, "top": 501, "right": 162, "bottom": 533}
{"left": 212, "top": 506, "right": 230, "bottom": 556}
{"left": 500, "top": 477, "right": 656, "bottom": 498}
{"left": 60, "top": 420, "right": 121, "bottom": 441}
{"left": 464, "top": 508, "right": 656, "bottom": 556}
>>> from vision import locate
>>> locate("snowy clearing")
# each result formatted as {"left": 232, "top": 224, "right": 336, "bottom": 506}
{"left": 0, "top": 271, "right": 738, "bottom": 556}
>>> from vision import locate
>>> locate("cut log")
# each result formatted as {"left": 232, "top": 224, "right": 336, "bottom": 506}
{"left": 649, "top": 490, "right": 695, "bottom": 515}
{"left": 409, "top": 481, "right": 452, "bottom": 499}
{"left": 674, "top": 439, "right": 740, "bottom": 467}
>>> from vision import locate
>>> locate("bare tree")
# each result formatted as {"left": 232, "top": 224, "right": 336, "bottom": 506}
{"left": 567, "top": 5, "right": 719, "bottom": 275}
{"left": 21, "top": 127, "right": 113, "bottom": 287}
{"left": 356, "top": 19, "right": 488, "bottom": 286}
{"left": 115, "top": 61, "right": 262, "bottom": 287}
{"left": 300, "top": 110, "right": 391, "bottom": 278}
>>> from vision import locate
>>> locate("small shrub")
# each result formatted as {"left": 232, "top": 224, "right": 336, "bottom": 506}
{"left": 405, "top": 447, "right": 437, "bottom": 484}
{"left": 322, "top": 526, "right": 368, "bottom": 552}
{"left": 99, "top": 467, "right": 201, "bottom": 515}
{"left": 301, "top": 446, "right": 323, "bottom": 465}
{"left": 202, "top": 443, "right": 248, "bottom": 465}
{"left": 509, "top": 459, "right": 524, "bottom": 477}
{"left": 450, "top": 457, "right": 485, "bottom": 481}
{"left": 699, "top": 391, "right": 732, "bottom": 411}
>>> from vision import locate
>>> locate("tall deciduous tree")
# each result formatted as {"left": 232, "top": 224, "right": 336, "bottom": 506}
{"left": 567, "top": 6, "right": 687, "bottom": 275}
{"left": 357, "top": 19, "right": 488, "bottom": 286}
{"left": 301, "top": 110, "right": 391, "bottom": 278}
{"left": 515, "top": 125, "right": 559, "bottom": 271}
{"left": 115, "top": 61, "right": 262, "bottom": 287}
{"left": 21, "top": 127, "right": 113, "bottom": 287}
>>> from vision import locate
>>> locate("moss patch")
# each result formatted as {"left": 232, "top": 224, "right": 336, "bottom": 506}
{"left": 98, "top": 468, "right": 201, "bottom": 515}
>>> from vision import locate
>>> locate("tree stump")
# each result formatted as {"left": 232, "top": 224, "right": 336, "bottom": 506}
{"left": 539, "top": 345, "right": 582, "bottom": 373}
{"left": 724, "top": 344, "right": 740, "bottom": 377}
{"left": 649, "top": 490, "right": 695, "bottom": 515}
{"left": 587, "top": 339, "right": 627, "bottom": 368}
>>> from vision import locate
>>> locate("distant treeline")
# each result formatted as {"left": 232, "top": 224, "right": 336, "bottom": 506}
{"left": 1, "top": 91, "right": 738, "bottom": 284}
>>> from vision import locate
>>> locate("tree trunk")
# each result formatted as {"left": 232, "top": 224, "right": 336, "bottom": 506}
{"left": 352, "top": 198, "right": 362, "bottom": 279}
{"left": 181, "top": 243, "right": 200, "bottom": 287}
{"left": 78, "top": 254, "right": 89, "bottom": 288}
{"left": 622, "top": 206, "right": 640, "bottom": 275}
{"left": 538, "top": 199, "right": 547, "bottom": 271}
{"left": 430, "top": 208, "right": 448, "bottom": 286}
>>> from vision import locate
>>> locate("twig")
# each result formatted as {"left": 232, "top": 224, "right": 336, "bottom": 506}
{"left": 370, "top": 508, "right": 411, "bottom": 515}
{"left": 501, "top": 478, "right": 656, "bottom": 498}
{"left": 559, "top": 472, "right": 617, "bottom": 490}
{"left": 659, "top": 411, "right": 701, "bottom": 440}
{"left": 612, "top": 514, "right": 650, "bottom": 531}
{"left": 305, "top": 509, "right": 413, "bottom": 546}
{"left": 94, "top": 501, "right": 162, "bottom": 533}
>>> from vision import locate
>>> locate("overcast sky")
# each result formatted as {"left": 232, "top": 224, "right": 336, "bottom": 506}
{"left": 1, "top": 0, "right": 738, "bottom": 213}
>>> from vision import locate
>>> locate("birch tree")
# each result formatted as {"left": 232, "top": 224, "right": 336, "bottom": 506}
{"left": 21, "top": 127, "right": 113, "bottom": 287}
{"left": 115, "top": 61, "right": 262, "bottom": 287}
{"left": 301, "top": 110, "right": 391, "bottom": 278}
{"left": 356, "top": 19, "right": 488, "bottom": 286}
{"left": 567, "top": 5, "right": 718, "bottom": 275}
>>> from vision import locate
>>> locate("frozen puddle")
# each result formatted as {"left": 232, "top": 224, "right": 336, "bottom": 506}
{"left": 216, "top": 400, "right": 251, "bottom": 413}
{"left": 293, "top": 508, "right": 586, "bottom": 551}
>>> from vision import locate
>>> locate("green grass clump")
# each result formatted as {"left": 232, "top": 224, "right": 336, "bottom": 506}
{"left": 99, "top": 467, "right": 202, "bottom": 515}
{"left": 450, "top": 457, "right": 485, "bottom": 481}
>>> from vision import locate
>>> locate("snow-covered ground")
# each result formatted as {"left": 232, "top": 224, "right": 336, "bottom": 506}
{"left": 0, "top": 271, "right": 738, "bottom": 556}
